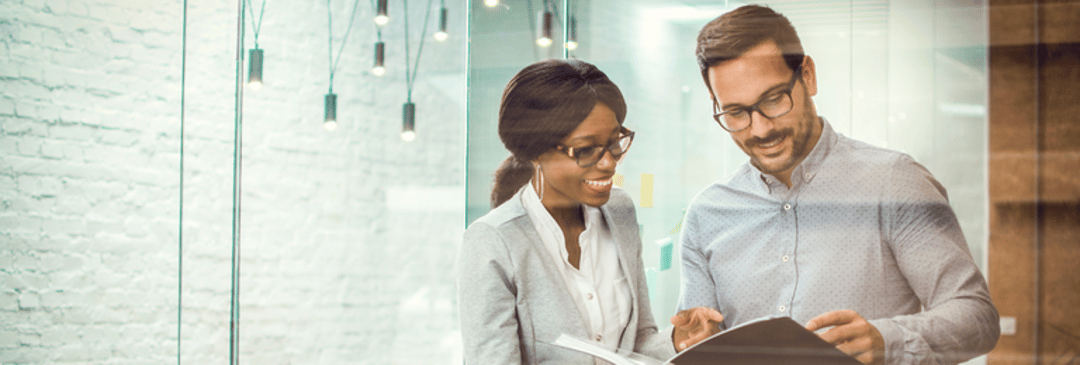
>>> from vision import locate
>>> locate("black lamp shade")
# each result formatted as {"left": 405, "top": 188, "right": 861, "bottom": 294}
{"left": 376, "top": 0, "right": 388, "bottom": 24}
{"left": 248, "top": 48, "right": 263, "bottom": 85}
{"left": 542, "top": 11, "right": 553, "bottom": 41}
{"left": 403, "top": 102, "right": 415, "bottom": 133}
{"left": 325, "top": 93, "right": 337, "bottom": 122}
{"left": 375, "top": 41, "right": 385, "bottom": 67}
{"left": 439, "top": 8, "right": 448, "bottom": 33}
{"left": 569, "top": 17, "right": 577, "bottom": 42}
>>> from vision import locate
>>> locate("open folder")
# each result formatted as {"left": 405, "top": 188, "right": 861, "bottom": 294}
{"left": 553, "top": 316, "right": 863, "bottom": 365}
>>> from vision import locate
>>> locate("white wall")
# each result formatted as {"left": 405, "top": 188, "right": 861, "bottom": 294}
{"left": 1, "top": 0, "right": 466, "bottom": 363}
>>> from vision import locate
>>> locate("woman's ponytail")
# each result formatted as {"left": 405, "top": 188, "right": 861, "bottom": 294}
{"left": 491, "top": 156, "right": 533, "bottom": 208}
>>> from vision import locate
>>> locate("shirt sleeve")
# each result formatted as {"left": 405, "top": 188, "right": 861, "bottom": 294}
{"left": 456, "top": 223, "right": 524, "bottom": 364}
{"left": 872, "top": 154, "right": 1000, "bottom": 364}
{"left": 676, "top": 203, "right": 724, "bottom": 329}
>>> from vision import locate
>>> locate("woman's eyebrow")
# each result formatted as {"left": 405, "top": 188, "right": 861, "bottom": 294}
{"left": 564, "top": 127, "right": 620, "bottom": 144}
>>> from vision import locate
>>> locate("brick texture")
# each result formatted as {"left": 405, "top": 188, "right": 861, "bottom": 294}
{"left": 1, "top": 0, "right": 465, "bottom": 363}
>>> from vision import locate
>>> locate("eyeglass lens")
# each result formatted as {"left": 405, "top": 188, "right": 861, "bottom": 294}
{"left": 576, "top": 133, "right": 632, "bottom": 167}
{"left": 718, "top": 92, "right": 793, "bottom": 131}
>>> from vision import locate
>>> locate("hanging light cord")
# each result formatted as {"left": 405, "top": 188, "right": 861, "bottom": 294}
{"left": 403, "top": 0, "right": 435, "bottom": 102}
{"left": 246, "top": 0, "right": 267, "bottom": 47}
{"left": 327, "top": 0, "right": 363, "bottom": 93}
{"left": 525, "top": 0, "right": 537, "bottom": 60}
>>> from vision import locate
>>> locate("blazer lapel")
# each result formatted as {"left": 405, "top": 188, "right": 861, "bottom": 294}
{"left": 601, "top": 201, "right": 642, "bottom": 351}
{"left": 508, "top": 188, "right": 591, "bottom": 338}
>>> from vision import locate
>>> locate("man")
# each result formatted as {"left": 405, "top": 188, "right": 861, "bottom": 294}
{"left": 669, "top": 5, "right": 999, "bottom": 365}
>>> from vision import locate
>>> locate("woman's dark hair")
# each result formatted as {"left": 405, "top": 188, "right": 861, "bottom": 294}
{"left": 490, "top": 58, "right": 626, "bottom": 208}
{"left": 696, "top": 5, "right": 804, "bottom": 90}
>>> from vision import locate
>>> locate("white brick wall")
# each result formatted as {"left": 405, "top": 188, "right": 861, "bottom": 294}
{"left": 2, "top": 0, "right": 465, "bottom": 363}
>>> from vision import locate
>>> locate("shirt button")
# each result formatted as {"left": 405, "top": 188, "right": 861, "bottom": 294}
{"left": 779, "top": 305, "right": 787, "bottom": 312}
{"left": 587, "top": 293, "right": 594, "bottom": 300}
{"left": 765, "top": 178, "right": 772, "bottom": 184}
{"left": 783, "top": 204, "right": 792, "bottom": 210}
{"left": 595, "top": 334, "right": 603, "bottom": 341}
{"left": 782, "top": 255, "right": 790, "bottom": 262}
{"left": 805, "top": 173, "right": 812, "bottom": 180}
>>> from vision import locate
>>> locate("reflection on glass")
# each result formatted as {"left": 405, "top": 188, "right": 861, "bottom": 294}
{"left": 468, "top": 4, "right": 990, "bottom": 363}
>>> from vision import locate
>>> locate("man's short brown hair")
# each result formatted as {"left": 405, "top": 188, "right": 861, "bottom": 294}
{"left": 696, "top": 5, "right": 805, "bottom": 88}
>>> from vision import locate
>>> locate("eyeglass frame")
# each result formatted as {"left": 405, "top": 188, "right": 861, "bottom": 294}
{"left": 554, "top": 127, "right": 635, "bottom": 168}
{"left": 709, "top": 63, "right": 804, "bottom": 133}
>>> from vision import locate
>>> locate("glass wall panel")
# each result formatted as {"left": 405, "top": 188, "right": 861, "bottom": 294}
{"left": 179, "top": 1, "right": 242, "bottom": 362}
{"left": 177, "top": 0, "right": 467, "bottom": 363}
{"left": 467, "top": 1, "right": 988, "bottom": 363}
{"left": 226, "top": 0, "right": 467, "bottom": 363}
{"left": 467, "top": 0, "right": 567, "bottom": 222}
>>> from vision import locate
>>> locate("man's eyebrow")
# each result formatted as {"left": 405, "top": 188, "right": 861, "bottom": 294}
{"left": 720, "top": 81, "right": 790, "bottom": 110}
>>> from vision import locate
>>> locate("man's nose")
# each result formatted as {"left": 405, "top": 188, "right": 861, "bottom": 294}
{"left": 747, "top": 110, "right": 776, "bottom": 137}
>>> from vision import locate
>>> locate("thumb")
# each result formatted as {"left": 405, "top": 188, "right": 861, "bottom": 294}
{"left": 671, "top": 312, "right": 687, "bottom": 326}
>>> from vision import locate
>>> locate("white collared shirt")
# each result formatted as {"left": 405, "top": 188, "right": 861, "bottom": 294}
{"left": 521, "top": 184, "right": 632, "bottom": 352}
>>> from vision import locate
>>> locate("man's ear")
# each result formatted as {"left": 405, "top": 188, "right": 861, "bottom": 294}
{"left": 802, "top": 56, "right": 818, "bottom": 97}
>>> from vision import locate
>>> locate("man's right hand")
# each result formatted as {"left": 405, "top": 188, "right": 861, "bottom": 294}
{"left": 671, "top": 307, "right": 724, "bottom": 351}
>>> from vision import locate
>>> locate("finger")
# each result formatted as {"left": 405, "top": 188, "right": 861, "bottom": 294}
{"left": 834, "top": 337, "right": 870, "bottom": 358}
{"left": 806, "top": 309, "right": 857, "bottom": 332}
{"left": 671, "top": 311, "right": 690, "bottom": 327}
{"left": 701, "top": 308, "right": 724, "bottom": 323}
{"left": 683, "top": 328, "right": 713, "bottom": 349}
{"left": 689, "top": 308, "right": 723, "bottom": 327}
{"left": 853, "top": 351, "right": 874, "bottom": 365}
{"left": 818, "top": 322, "right": 863, "bottom": 344}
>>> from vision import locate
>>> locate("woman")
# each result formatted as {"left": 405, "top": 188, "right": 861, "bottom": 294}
{"left": 456, "top": 59, "right": 677, "bottom": 364}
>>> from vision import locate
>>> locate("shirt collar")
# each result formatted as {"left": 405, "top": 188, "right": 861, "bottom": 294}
{"left": 519, "top": 182, "right": 606, "bottom": 250}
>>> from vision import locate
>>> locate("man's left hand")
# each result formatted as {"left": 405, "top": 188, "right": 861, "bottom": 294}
{"left": 805, "top": 309, "right": 885, "bottom": 365}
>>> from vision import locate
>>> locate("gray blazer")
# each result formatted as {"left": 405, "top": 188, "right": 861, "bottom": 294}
{"left": 457, "top": 187, "right": 676, "bottom": 364}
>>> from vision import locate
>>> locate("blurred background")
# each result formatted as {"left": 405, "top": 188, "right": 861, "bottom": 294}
{"left": 1, "top": 0, "right": 1076, "bottom": 364}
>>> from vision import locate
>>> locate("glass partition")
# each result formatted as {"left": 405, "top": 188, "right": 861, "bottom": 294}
{"left": 180, "top": 0, "right": 467, "bottom": 363}
{"left": 1, "top": 0, "right": 995, "bottom": 363}
{"left": 467, "top": 3, "right": 989, "bottom": 364}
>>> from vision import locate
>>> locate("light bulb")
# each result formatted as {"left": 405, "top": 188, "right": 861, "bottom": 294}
{"left": 247, "top": 48, "right": 263, "bottom": 91}
{"left": 402, "top": 102, "right": 415, "bottom": 142}
{"left": 434, "top": 7, "right": 448, "bottom": 42}
{"left": 372, "top": 41, "right": 385, "bottom": 76}
{"left": 324, "top": 120, "right": 338, "bottom": 131}
{"left": 375, "top": 0, "right": 389, "bottom": 26}
{"left": 566, "top": 41, "right": 578, "bottom": 50}
{"left": 484, "top": 0, "right": 498, "bottom": 7}
{"left": 537, "top": 11, "right": 553, "bottom": 48}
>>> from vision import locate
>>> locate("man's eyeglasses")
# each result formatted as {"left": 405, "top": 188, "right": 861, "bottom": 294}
{"left": 711, "top": 65, "right": 802, "bottom": 132}
{"left": 555, "top": 127, "right": 634, "bottom": 168}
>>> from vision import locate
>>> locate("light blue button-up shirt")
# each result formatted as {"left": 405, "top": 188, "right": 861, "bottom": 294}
{"left": 678, "top": 119, "right": 998, "bottom": 364}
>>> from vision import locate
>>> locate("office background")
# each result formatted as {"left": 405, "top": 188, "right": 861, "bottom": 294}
{"left": 1, "top": 0, "right": 1076, "bottom": 364}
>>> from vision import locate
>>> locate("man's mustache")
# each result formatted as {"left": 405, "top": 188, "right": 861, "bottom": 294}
{"left": 745, "top": 129, "right": 792, "bottom": 148}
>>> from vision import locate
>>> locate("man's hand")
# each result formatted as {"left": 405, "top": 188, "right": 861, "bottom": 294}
{"left": 670, "top": 307, "right": 724, "bottom": 351}
{"left": 805, "top": 309, "right": 885, "bottom": 365}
